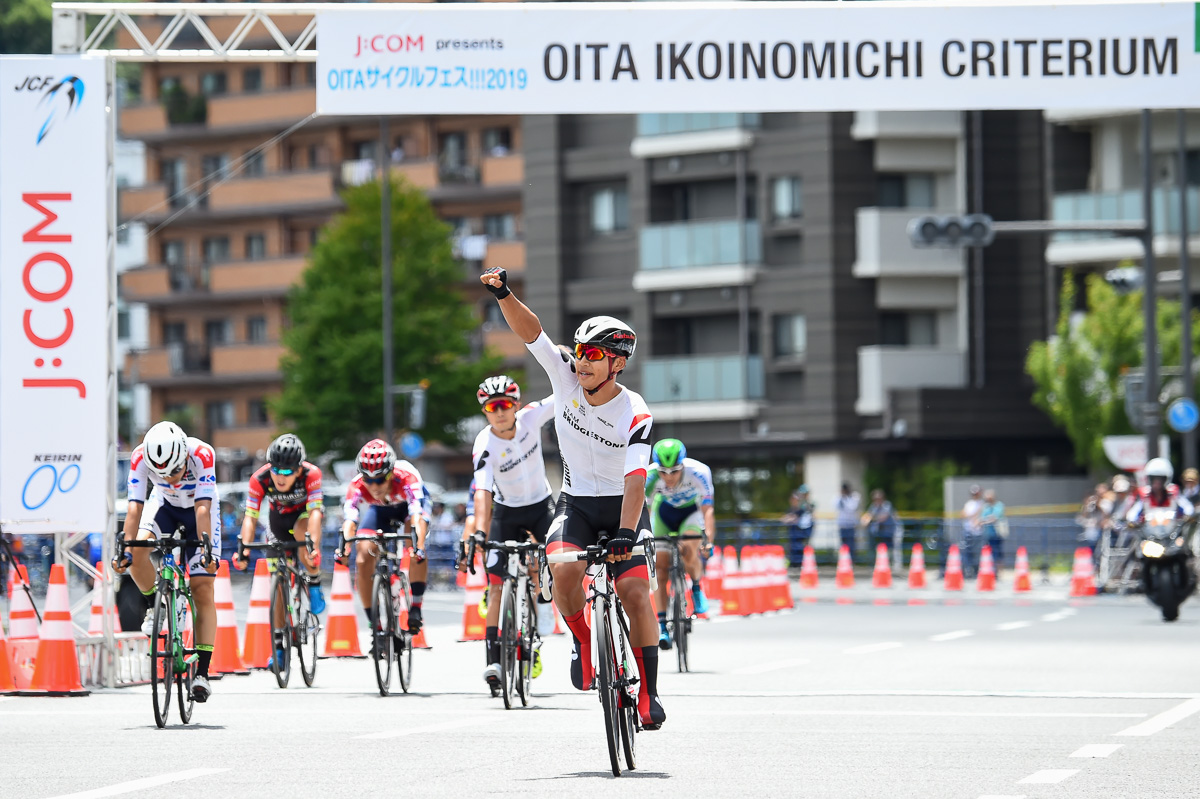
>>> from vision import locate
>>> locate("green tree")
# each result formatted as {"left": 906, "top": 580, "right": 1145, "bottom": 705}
{"left": 0, "top": 0, "right": 51, "bottom": 54}
{"left": 275, "top": 178, "right": 500, "bottom": 457}
{"left": 864, "top": 458, "right": 966, "bottom": 514}
{"left": 1026, "top": 271, "right": 1200, "bottom": 473}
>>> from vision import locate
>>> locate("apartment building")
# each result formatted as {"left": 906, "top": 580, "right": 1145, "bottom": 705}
{"left": 521, "top": 112, "right": 1069, "bottom": 502}
{"left": 117, "top": 50, "right": 527, "bottom": 480}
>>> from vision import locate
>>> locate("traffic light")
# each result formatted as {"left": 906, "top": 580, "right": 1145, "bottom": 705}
{"left": 907, "top": 214, "right": 995, "bottom": 248}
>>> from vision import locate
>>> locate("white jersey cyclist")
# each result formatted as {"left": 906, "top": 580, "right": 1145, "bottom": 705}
{"left": 128, "top": 436, "right": 219, "bottom": 508}
{"left": 646, "top": 458, "right": 714, "bottom": 510}
{"left": 471, "top": 397, "right": 555, "bottom": 506}
{"left": 527, "top": 331, "right": 654, "bottom": 496}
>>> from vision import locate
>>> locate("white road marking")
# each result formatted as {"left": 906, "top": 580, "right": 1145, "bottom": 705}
{"left": 995, "top": 621, "right": 1033, "bottom": 631}
{"left": 355, "top": 718, "right": 482, "bottom": 740}
{"left": 710, "top": 616, "right": 739, "bottom": 624}
{"left": 731, "top": 658, "right": 811, "bottom": 675}
{"left": 929, "top": 629, "right": 974, "bottom": 642}
{"left": 666, "top": 688, "right": 1190, "bottom": 700}
{"left": 978, "top": 795, "right": 1027, "bottom": 799}
{"left": 45, "top": 768, "right": 229, "bottom": 799}
{"left": 1018, "top": 769, "right": 1080, "bottom": 784}
{"left": 690, "top": 710, "right": 1143, "bottom": 719}
{"left": 1040, "top": 608, "right": 1078, "bottom": 622}
{"left": 1114, "top": 697, "right": 1200, "bottom": 737}
{"left": 843, "top": 641, "right": 903, "bottom": 655}
{"left": 1070, "top": 743, "right": 1124, "bottom": 758}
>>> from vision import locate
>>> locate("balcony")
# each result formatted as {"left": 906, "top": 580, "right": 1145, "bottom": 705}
{"left": 632, "top": 114, "right": 759, "bottom": 159}
{"left": 211, "top": 343, "right": 285, "bottom": 376}
{"left": 118, "top": 104, "right": 167, "bottom": 138}
{"left": 483, "top": 240, "right": 525, "bottom": 274}
{"left": 208, "top": 170, "right": 335, "bottom": 211}
{"left": 207, "top": 88, "right": 315, "bottom": 129}
{"left": 210, "top": 257, "right": 306, "bottom": 293}
{"left": 121, "top": 257, "right": 306, "bottom": 304}
{"left": 127, "top": 343, "right": 211, "bottom": 384}
{"left": 211, "top": 427, "right": 274, "bottom": 456}
{"left": 642, "top": 355, "right": 764, "bottom": 421}
{"left": 121, "top": 266, "right": 170, "bottom": 298}
{"left": 120, "top": 184, "right": 168, "bottom": 220}
{"left": 481, "top": 153, "right": 523, "bottom": 186}
{"left": 856, "top": 346, "right": 966, "bottom": 416}
{"left": 1048, "top": 186, "right": 1200, "bottom": 264}
{"left": 851, "top": 111, "right": 962, "bottom": 140}
{"left": 634, "top": 219, "right": 761, "bottom": 291}
{"left": 853, "top": 208, "right": 965, "bottom": 278}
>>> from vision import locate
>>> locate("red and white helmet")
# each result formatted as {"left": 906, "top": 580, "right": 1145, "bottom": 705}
{"left": 142, "top": 421, "right": 189, "bottom": 479}
{"left": 477, "top": 375, "right": 521, "bottom": 405}
{"left": 356, "top": 439, "right": 396, "bottom": 479}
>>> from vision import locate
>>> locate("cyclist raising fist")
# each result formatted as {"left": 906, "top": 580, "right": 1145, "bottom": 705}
{"left": 481, "top": 266, "right": 666, "bottom": 730}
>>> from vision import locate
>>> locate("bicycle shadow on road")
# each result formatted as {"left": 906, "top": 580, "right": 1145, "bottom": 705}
{"left": 122, "top": 724, "right": 228, "bottom": 732}
{"left": 523, "top": 771, "right": 671, "bottom": 781}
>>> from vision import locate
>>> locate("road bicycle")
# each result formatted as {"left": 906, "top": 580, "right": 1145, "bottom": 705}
{"left": 118, "top": 526, "right": 211, "bottom": 729}
{"left": 544, "top": 538, "right": 657, "bottom": 777}
{"left": 344, "top": 519, "right": 413, "bottom": 696}
{"left": 467, "top": 535, "right": 542, "bottom": 709}
{"left": 0, "top": 525, "right": 41, "bottom": 625}
{"left": 240, "top": 535, "right": 320, "bottom": 688}
{"left": 654, "top": 532, "right": 705, "bottom": 673}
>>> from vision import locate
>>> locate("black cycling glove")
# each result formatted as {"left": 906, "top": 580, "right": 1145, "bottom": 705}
{"left": 606, "top": 528, "right": 637, "bottom": 557}
{"left": 483, "top": 267, "right": 511, "bottom": 299}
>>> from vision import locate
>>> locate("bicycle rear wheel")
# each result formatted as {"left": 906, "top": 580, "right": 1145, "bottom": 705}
{"left": 296, "top": 576, "right": 318, "bottom": 687}
{"left": 372, "top": 574, "right": 394, "bottom": 696}
{"left": 177, "top": 599, "right": 196, "bottom": 724}
{"left": 150, "top": 588, "right": 173, "bottom": 729}
{"left": 269, "top": 573, "right": 291, "bottom": 688}
{"left": 499, "top": 583, "right": 518, "bottom": 709}
{"left": 394, "top": 572, "right": 413, "bottom": 694}
{"left": 594, "top": 595, "right": 623, "bottom": 777}
{"left": 672, "top": 570, "right": 689, "bottom": 673}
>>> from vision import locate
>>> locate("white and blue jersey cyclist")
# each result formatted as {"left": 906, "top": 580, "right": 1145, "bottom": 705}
{"left": 645, "top": 439, "right": 717, "bottom": 646}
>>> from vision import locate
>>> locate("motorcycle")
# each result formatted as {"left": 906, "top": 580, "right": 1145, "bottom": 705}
{"left": 1134, "top": 506, "right": 1198, "bottom": 622}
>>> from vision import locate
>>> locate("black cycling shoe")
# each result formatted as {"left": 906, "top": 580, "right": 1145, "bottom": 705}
{"left": 407, "top": 606, "right": 423, "bottom": 633}
{"left": 641, "top": 694, "right": 666, "bottom": 731}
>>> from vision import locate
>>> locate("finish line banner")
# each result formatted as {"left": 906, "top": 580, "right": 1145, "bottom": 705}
{"left": 0, "top": 56, "right": 110, "bottom": 532}
{"left": 317, "top": 1, "right": 1200, "bottom": 114}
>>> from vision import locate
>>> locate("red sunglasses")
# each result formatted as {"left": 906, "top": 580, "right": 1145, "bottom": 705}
{"left": 575, "top": 343, "right": 614, "bottom": 361}
{"left": 483, "top": 398, "right": 516, "bottom": 413}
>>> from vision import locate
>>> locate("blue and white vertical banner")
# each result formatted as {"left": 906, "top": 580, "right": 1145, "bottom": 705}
{"left": 0, "top": 56, "right": 110, "bottom": 532}
{"left": 317, "top": 0, "right": 1200, "bottom": 114}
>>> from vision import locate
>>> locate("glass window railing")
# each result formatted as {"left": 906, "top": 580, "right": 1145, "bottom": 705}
{"left": 642, "top": 355, "right": 764, "bottom": 403}
{"left": 636, "top": 113, "right": 762, "bottom": 137}
{"left": 1051, "top": 187, "right": 1200, "bottom": 240}
{"left": 639, "top": 219, "right": 761, "bottom": 270}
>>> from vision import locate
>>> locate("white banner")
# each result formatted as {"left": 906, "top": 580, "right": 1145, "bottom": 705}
{"left": 0, "top": 56, "right": 111, "bottom": 532}
{"left": 317, "top": 1, "right": 1200, "bottom": 115}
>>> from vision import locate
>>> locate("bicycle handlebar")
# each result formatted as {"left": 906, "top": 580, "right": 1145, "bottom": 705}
{"left": 546, "top": 544, "right": 650, "bottom": 564}
{"left": 118, "top": 525, "right": 213, "bottom": 568}
{"left": 653, "top": 534, "right": 707, "bottom": 543}
{"left": 240, "top": 537, "right": 313, "bottom": 553}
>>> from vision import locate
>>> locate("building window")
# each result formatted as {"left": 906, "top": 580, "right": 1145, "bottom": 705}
{"left": 245, "top": 233, "right": 266, "bottom": 260}
{"left": 201, "top": 153, "right": 230, "bottom": 181}
{"left": 205, "top": 318, "right": 231, "bottom": 346}
{"left": 200, "top": 71, "right": 228, "bottom": 96}
{"left": 242, "top": 67, "right": 262, "bottom": 93}
{"left": 116, "top": 226, "right": 130, "bottom": 245}
{"left": 881, "top": 311, "right": 938, "bottom": 347}
{"left": 591, "top": 186, "right": 629, "bottom": 234}
{"left": 483, "top": 127, "right": 512, "bottom": 156}
{"left": 352, "top": 140, "right": 377, "bottom": 162}
{"left": 205, "top": 401, "right": 235, "bottom": 431}
{"left": 304, "top": 63, "right": 316, "bottom": 86}
{"left": 202, "top": 236, "right": 230, "bottom": 264}
{"left": 877, "top": 173, "right": 936, "bottom": 209}
{"left": 771, "top": 176, "right": 802, "bottom": 221}
{"left": 161, "top": 240, "right": 185, "bottom": 266}
{"left": 482, "top": 301, "right": 505, "bottom": 327}
{"left": 243, "top": 150, "right": 265, "bottom": 177}
{"left": 484, "top": 213, "right": 517, "bottom": 241}
{"left": 247, "top": 398, "right": 270, "bottom": 426}
{"left": 438, "top": 132, "right": 467, "bottom": 169}
{"left": 117, "top": 309, "right": 131, "bottom": 340}
{"left": 246, "top": 316, "right": 268, "bottom": 343}
{"left": 158, "top": 77, "right": 180, "bottom": 96}
{"left": 772, "top": 314, "right": 807, "bottom": 358}
{"left": 163, "top": 321, "right": 186, "bottom": 344}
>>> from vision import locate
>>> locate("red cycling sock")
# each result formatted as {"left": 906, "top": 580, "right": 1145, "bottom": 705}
{"left": 634, "top": 648, "right": 651, "bottom": 720}
{"left": 564, "top": 608, "right": 594, "bottom": 688}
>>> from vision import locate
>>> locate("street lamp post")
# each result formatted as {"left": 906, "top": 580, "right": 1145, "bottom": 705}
{"left": 1140, "top": 110, "right": 1160, "bottom": 461}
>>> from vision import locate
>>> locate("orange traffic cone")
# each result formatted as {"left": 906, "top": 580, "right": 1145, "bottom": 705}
{"left": 721, "top": 546, "right": 743, "bottom": 615}
{"left": 1013, "top": 546, "right": 1033, "bottom": 592}
{"left": 87, "top": 561, "right": 122, "bottom": 635}
{"left": 7, "top": 564, "right": 39, "bottom": 640}
{"left": 242, "top": 558, "right": 274, "bottom": 667}
{"left": 0, "top": 614, "right": 16, "bottom": 693}
{"left": 211, "top": 561, "right": 249, "bottom": 675}
{"left": 977, "top": 545, "right": 997, "bottom": 591}
{"left": 323, "top": 563, "right": 365, "bottom": 657}
{"left": 835, "top": 544, "right": 855, "bottom": 588}
{"left": 907, "top": 544, "right": 927, "bottom": 589}
{"left": 26, "top": 564, "right": 88, "bottom": 696}
{"left": 944, "top": 545, "right": 964, "bottom": 591}
{"left": 742, "top": 546, "right": 762, "bottom": 614}
{"left": 872, "top": 543, "right": 892, "bottom": 588}
{"left": 458, "top": 553, "right": 487, "bottom": 641}
{"left": 772, "top": 545, "right": 794, "bottom": 610}
{"left": 1069, "top": 548, "right": 1097, "bottom": 597}
{"left": 799, "top": 545, "right": 819, "bottom": 588}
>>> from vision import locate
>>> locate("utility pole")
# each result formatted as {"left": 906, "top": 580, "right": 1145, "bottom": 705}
{"left": 379, "top": 118, "right": 394, "bottom": 443}
{"left": 1178, "top": 109, "right": 1196, "bottom": 470}
{"left": 1141, "top": 110, "right": 1160, "bottom": 461}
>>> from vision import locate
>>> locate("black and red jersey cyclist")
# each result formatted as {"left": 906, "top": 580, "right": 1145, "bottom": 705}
{"left": 337, "top": 439, "right": 431, "bottom": 633}
{"left": 482, "top": 265, "right": 666, "bottom": 730}
{"left": 233, "top": 434, "right": 326, "bottom": 620}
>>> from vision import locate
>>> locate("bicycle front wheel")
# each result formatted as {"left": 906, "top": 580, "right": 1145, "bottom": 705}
{"left": 269, "top": 574, "right": 291, "bottom": 688}
{"left": 296, "top": 576, "right": 318, "bottom": 688}
{"left": 150, "top": 588, "right": 173, "bottom": 729}
{"left": 372, "top": 574, "right": 394, "bottom": 696}
{"left": 499, "top": 583, "right": 519, "bottom": 709}
{"left": 395, "top": 572, "right": 413, "bottom": 694}
{"left": 177, "top": 599, "right": 196, "bottom": 724}
{"left": 594, "top": 595, "right": 623, "bottom": 777}
{"left": 517, "top": 586, "right": 536, "bottom": 707}
{"left": 672, "top": 570, "right": 689, "bottom": 673}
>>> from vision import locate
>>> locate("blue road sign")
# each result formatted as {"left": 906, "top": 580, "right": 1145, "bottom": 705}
{"left": 399, "top": 431, "right": 425, "bottom": 460}
{"left": 1167, "top": 398, "right": 1200, "bottom": 434}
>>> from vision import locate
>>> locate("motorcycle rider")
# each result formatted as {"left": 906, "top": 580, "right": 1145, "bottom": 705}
{"left": 1126, "top": 458, "right": 1194, "bottom": 524}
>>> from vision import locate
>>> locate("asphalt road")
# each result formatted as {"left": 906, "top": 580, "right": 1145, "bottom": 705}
{"left": 3, "top": 582, "right": 1199, "bottom": 799}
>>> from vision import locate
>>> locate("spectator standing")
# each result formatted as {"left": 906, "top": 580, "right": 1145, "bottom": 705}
{"left": 781, "top": 485, "right": 815, "bottom": 565}
{"left": 1182, "top": 468, "right": 1200, "bottom": 506}
{"left": 979, "top": 489, "right": 1007, "bottom": 568}
{"left": 861, "top": 489, "right": 898, "bottom": 558}
{"left": 1076, "top": 483, "right": 1109, "bottom": 555}
{"left": 961, "top": 485, "right": 984, "bottom": 578}
{"left": 836, "top": 483, "right": 861, "bottom": 564}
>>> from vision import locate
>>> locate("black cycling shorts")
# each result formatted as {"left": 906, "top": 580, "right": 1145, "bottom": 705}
{"left": 546, "top": 493, "right": 652, "bottom": 583}
{"left": 268, "top": 507, "right": 307, "bottom": 542}
{"left": 485, "top": 496, "right": 555, "bottom": 583}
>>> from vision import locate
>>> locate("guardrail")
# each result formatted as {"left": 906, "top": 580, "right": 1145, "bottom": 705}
{"left": 77, "top": 633, "right": 151, "bottom": 687}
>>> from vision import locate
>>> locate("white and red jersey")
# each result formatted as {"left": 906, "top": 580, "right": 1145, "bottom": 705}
{"left": 527, "top": 331, "right": 653, "bottom": 497}
{"left": 472, "top": 396, "right": 554, "bottom": 508}
{"left": 342, "top": 460, "right": 426, "bottom": 525}
{"left": 1128, "top": 484, "right": 1194, "bottom": 522}
{"left": 127, "top": 437, "right": 219, "bottom": 509}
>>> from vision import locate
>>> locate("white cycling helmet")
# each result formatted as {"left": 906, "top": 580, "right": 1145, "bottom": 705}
{"left": 574, "top": 315, "right": 637, "bottom": 359}
{"left": 477, "top": 375, "right": 520, "bottom": 405}
{"left": 142, "top": 421, "right": 189, "bottom": 479}
{"left": 1145, "top": 457, "right": 1173, "bottom": 482}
